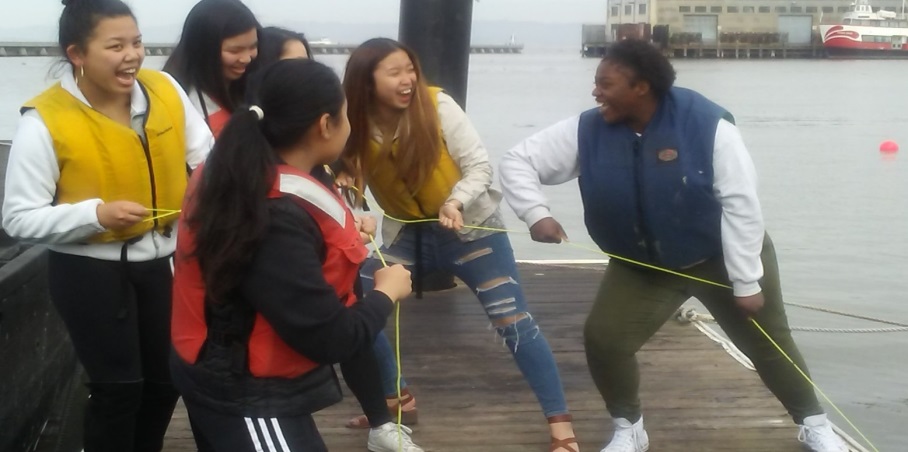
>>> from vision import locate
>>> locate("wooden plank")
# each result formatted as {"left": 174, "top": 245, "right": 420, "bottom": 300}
{"left": 163, "top": 263, "right": 809, "bottom": 451}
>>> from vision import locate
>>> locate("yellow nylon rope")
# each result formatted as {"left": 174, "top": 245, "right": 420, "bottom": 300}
{"left": 749, "top": 319, "right": 878, "bottom": 451}
{"left": 366, "top": 234, "right": 402, "bottom": 451}
{"left": 143, "top": 211, "right": 181, "bottom": 223}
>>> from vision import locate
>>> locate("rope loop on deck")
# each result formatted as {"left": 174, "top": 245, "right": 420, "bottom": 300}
{"left": 678, "top": 308, "right": 876, "bottom": 452}
{"left": 676, "top": 307, "right": 908, "bottom": 334}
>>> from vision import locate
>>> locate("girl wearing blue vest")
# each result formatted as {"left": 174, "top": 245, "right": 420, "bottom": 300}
{"left": 340, "top": 38, "right": 579, "bottom": 452}
{"left": 500, "top": 39, "right": 848, "bottom": 452}
{"left": 163, "top": 0, "right": 260, "bottom": 138}
{"left": 171, "top": 58, "right": 422, "bottom": 452}
{"left": 1, "top": 0, "right": 212, "bottom": 450}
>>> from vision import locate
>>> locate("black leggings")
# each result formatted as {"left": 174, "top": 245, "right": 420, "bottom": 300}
{"left": 340, "top": 343, "right": 394, "bottom": 428}
{"left": 48, "top": 251, "right": 180, "bottom": 452}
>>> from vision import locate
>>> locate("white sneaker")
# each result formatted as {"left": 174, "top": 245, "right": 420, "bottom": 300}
{"left": 367, "top": 422, "right": 424, "bottom": 452}
{"left": 799, "top": 414, "right": 849, "bottom": 452}
{"left": 600, "top": 416, "right": 650, "bottom": 452}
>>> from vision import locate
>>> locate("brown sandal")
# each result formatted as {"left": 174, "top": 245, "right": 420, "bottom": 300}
{"left": 550, "top": 437, "right": 579, "bottom": 452}
{"left": 548, "top": 414, "right": 579, "bottom": 452}
{"left": 345, "top": 388, "right": 419, "bottom": 429}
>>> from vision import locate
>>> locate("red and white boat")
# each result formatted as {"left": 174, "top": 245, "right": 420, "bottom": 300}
{"left": 820, "top": 0, "right": 908, "bottom": 58}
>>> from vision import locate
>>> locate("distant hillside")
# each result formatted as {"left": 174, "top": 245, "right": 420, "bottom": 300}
{"left": 0, "top": 21, "right": 592, "bottom": 52}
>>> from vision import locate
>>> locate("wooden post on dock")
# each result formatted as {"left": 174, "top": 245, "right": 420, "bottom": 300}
{"left": 397, "top": 0, "right": 470, "bottom": 293}
{"left": 399, "top": 0, "right": 473, "bottom": 109}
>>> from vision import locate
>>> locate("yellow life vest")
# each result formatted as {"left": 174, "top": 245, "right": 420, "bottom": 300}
{"left": 23, "top": 69, "right": 188, "bottom": 243}
{"left": 364, "top": 87, "right": 461, "bottom": 219}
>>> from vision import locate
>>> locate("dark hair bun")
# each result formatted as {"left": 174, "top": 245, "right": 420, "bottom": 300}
{"left": 58, "top": 0, "right": 133, "bottom": 53}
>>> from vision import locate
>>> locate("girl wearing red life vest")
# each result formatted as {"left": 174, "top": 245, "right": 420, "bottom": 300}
{"left": 164, "top": 0, "right": 259, "bottom": 138}
{"left": 171, "top": 58, "right": 422, "bottom": 452}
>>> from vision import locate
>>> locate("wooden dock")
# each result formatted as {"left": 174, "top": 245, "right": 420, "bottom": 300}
{"left": 162, "top": 262, "right": 818, "bottom": 451}
{"left": 583, "top": 42, "right": 826, "bottom": 59}
{"left": 666, "top": 43, "right": 826, "bottom": 59}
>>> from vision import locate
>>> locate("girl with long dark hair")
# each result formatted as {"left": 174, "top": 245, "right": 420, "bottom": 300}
{"left": 340, "top": 38, "right": 579, "bottom": 452}
{"left": 257, "top": 26, "right": 313, "bottom": 64}
{"left": 171, "top": 58, "right": 422, "bottom": 452}
{"left": 163, "top": 0, "right": 260, "bottom": 138}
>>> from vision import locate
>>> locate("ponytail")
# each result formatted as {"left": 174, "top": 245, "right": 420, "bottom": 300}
{"left": 189, "top": 58, "right": 345, "bottom": 304}
{"left": 188, "top": 107, "right": 277, "bottom": 303}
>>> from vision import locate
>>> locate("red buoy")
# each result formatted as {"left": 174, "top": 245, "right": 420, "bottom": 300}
{"left": 880, "top": 140, "right": 899, "bottom": 153}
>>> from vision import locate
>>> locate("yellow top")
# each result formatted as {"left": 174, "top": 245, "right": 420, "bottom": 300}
{"left": 23, "top": 69, "right": 188, "bottom": 243}
{"left": 363, "top": 87, "right": 461, "bottom": 219}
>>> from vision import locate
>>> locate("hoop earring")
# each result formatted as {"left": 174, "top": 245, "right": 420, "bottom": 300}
{"left": 80, "top": 66, "right": 84, "bottom": 79}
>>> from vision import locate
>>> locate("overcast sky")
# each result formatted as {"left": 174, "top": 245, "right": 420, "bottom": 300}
{"left": 14, "top": 1, "right": 607, "bottom": 28}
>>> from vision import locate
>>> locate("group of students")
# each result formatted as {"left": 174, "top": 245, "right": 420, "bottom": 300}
{"left": 1, "top": 0, "right": 852, "bottom": 452}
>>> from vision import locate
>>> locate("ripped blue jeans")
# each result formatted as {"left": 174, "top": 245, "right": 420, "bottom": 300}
{"left": 361, "top": 224, "right": 569, "bottom": 418}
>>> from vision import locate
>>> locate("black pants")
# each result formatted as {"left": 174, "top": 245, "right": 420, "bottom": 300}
{"left": 341, "top": 343, "right": 394, "bottom": 428}
{"left": 48, "top": 251, "right": 180, "bottom": 452}
{"left": 187, "top": 333, "right": 391, "bottom": 450}
{"left": 188, "top": 343, "right": 392, "bottom": 451}
{"left": 187, "top": 400, "right": 327, "bottom": 452}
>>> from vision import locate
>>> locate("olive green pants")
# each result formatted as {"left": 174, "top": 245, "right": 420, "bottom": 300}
{"left": 583, "top": 235, "right": 823, "bottom": 424}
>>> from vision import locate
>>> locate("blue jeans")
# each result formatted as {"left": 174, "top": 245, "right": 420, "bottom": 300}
{"left": 361, "top": 224, "right": 569, "bottom": 418}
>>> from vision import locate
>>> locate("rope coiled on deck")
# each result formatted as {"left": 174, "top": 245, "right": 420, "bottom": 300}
{"left": 676, "top": 307, "right": 908, "bottom": 334}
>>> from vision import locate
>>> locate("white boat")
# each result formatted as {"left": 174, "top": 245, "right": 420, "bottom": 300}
{"left": 819, "top": 0, "right": 908, "bottom": 58}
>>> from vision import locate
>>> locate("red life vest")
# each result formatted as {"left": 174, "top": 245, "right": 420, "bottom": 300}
{"left": 206, "top": 107, "right": 230, "bottom": 139}
{"left": 172, "top": 164, "right": 368, "bottom": 379}
{"left": 193, "top": 90, "right": 231, "bottom": 139}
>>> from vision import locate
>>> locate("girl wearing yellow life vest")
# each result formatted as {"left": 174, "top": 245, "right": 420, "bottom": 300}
{"left": 1, "top": 0, "right": 212, "bottom": 450}
{"left": 163, "top": 0, "right": 260, "bottom": 139}
{"left": 340, "top": 38, "right": 579, "bottom": 452}
{"left": 171, "top": 58, "right": 422, "bottom": 452}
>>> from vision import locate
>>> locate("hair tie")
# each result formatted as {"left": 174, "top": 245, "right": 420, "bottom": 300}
{"left": 249, "top": 105, "right": 264, "bottom": 121}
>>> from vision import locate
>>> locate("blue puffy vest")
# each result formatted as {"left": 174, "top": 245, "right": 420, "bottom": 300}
{"left": 577, "top": 87, "right": 734, "bottom": 269}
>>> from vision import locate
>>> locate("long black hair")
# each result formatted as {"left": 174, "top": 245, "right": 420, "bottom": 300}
{"left": 163, "top": 0, "right": 260, "bottom": 113}
{"left": 258, "top": 26, "right": 313, "bottom": 66}
{"left": 189, "top": 59, "right": 346, "bottom": 303}
{"left": 58, "top": 0, "right": 134, "bottom": 65}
